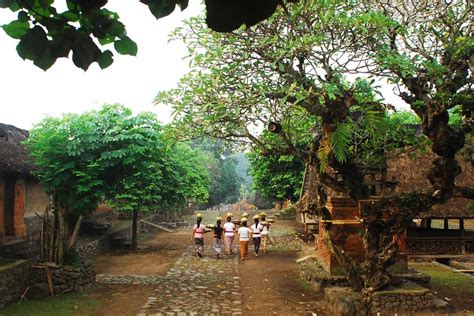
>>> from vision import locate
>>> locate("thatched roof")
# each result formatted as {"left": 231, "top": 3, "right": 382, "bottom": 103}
{"left": 387, "top": 152, "right": 474, "bottom": 218}
{"left": 298, "top": 151, "right": 473, "bottom": 218}
{"left": 0, "top": 123, "right": 35, "bottom": 175}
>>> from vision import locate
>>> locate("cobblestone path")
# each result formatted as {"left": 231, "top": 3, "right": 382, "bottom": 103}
{"left": 96, "top": 274, "right": 163, "bottom": 285}
{"left": 138, "top": 245, "right": 242, "bottom": 316}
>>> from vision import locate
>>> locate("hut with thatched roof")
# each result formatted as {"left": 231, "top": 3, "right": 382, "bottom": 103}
{"left": 297, "top": 150, "right": 473, "bottom": 273}
{"left": 387, "top": 153, "right": 474, "bottom": 256}
{"left": 0, "top": 123, "right": 49, "bottom": 258}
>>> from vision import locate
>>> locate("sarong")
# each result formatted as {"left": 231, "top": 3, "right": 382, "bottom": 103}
{"left": 224, "top": 235, "right": 234, "bottom": 253}
{"left": 239, "top": 240, "right": 249, "bottom": 259}
{"left": 213, "top": 238, "right": 223, "bottom": 254}
{"left": 253, "top": 237, "right": 261, "bottom": 254}
{"left": 195, "top": 238, "right": 204, "bottom": 255}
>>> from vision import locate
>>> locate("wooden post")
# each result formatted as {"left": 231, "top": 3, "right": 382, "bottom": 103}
{"left": 444, "top": 219, "right": 449, "bottom": 230}
{"left": 131, "top": 209, "right": 138, "bottom": 250}
{"left": 460, "top": 219, "right": 465, "bottom": 254}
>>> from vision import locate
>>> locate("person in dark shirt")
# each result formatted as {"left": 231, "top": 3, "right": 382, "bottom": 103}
{"left": 212, "top": 216, "right": 224, "bottom": 258}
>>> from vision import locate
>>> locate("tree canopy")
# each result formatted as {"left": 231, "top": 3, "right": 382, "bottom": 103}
{"left": 189, "top": 138, "right": 242, "bottom": 207}
{"left": 26, "top": 104, "right": 210, "bottom": 255}
{"left": 27, "top": 104, "right": 209, "bottom": 215}
{"left": 0, "top": 0, "right": 284, "bottom": 70}
{"left": 247, "top": 150, "right": 305, "bottom": 202}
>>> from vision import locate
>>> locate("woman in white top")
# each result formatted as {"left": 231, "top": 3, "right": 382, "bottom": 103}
{"left": 260, "top": 211, "right": 270, "bottom": 253}
{"left": 192, "top": 213, "right": 205, "bottom": 257}
{"left": 250, "top": 215, "right": 263, "bottom": 257}
{"left": 223, "top": 213, "right": 236, "bottom": 255}
{"left": 237, "top": 217, "right": 252, "bottom": 261}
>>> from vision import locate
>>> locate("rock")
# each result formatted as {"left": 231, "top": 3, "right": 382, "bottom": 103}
{"left": 389, "top": 275, "right": 403, "bottom": 286}
{"left": 26, "top": 283, "right": 49, "bottom": 299}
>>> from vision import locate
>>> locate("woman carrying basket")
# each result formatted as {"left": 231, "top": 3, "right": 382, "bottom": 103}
{"left": 212, "top": 216, "right": 224, "bottom": 258}
{"left": 223, "top": 213, "right": 236, "bottom": 255}
{"left": 192, "top": 213, "right": 205, "bottom": 257}
{"left": 260, "top": 211, "right": 271, "bottom": 254}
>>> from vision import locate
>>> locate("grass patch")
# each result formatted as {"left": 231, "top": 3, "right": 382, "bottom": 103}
{"left": 0, "top": 292, "right": 100, "bottom": 316}
{"left": 410, "top": 262, "right": 474, "bottom": 296}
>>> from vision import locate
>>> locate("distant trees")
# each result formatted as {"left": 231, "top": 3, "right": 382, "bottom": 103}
{"left": 189, "top": 138, "right": 242, "bottom": 207}
{"left": 247, "top": 151, "right": 304, "bottom": 202}
{"left": 26, "top": 104, "right": 209, "bottom": 260}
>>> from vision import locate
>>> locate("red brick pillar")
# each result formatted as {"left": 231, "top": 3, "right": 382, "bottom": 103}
{"left": 0, "top": 177, "right": 5, "bottom": 239}
{"left": 14, "top": 177, "right": 25, "bottom": 238}
{"left": 317, "top": 196, "right": 362, "bottom": 274}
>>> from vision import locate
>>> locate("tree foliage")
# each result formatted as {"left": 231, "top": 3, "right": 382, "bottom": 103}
{"left": 26, "top": 104, "right": 210, "bottom": 255}
{"left": 27, "top": 104, "right": 208, "bottom": 215}
{"left": 0, "top": 0, "right": 285, "bottom": 70}
{"left": 247, "top": 150, "right": 304, "bottom": 202}
{"left": 189, "top": 138, "right": 242, "bottom": 207}
{"left": 155, "top": 4, "right": 424, "bottom": 199}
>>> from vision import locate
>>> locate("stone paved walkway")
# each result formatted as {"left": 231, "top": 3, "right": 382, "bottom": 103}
{"left": 96, "top": 274, "right": 163, "bottom": 285}
{"left": 138, "top": 245, "right": 242, "bottom": 316}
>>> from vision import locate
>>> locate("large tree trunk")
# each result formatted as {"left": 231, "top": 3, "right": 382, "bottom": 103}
{"left": 131, "top": 210, "right": 138, "bottom": 250}
{"left": 359, "top": 193, "right": 436, "bottom": 305}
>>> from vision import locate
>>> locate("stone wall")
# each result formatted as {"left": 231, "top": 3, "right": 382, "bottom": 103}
{"left": 371, "top": 283, "right": 435, "bottom": 314}
{"left": 0, "top": 259, "right": 31, "bottom": 308}
{"left": 29, "top": 260, "right": 95, "bottom": 297}
{"left": 77, "top": 239, "right": 100, "bottom": 259}
{"left": 324, "top": 282, "right": 436, "bottom": 316}
{"left": 300, "top": 260, "right": 349, "bottom": 292}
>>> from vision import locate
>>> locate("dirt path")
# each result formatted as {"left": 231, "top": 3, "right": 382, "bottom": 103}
{"left": 238, "top": 220, "right": 325, "bottom": 315}
{"left": 80, "top": 230, "right": 191, "bottom": 316}
{"left": 77, "top": 217, "right": 327, "bottom": 316}
{"left": 94, "top": 230, "right": 190, "bottom": 276}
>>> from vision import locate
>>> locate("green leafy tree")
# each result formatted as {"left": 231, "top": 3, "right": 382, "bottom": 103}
{"left": 0, "top": 0, "right": 285, "bottom": 70}
{"left": 247, "top": 151, "right": 305, "bottom": 202}
{"left": 26, "top": 104, "right": 210, "bottom": 258}
{"left": 189, "top": 138, "right": 242, "bottom": 207}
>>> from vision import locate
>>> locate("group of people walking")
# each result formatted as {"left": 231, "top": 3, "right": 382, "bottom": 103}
{"left": 191, "top": 211, "right": 271, "bottom": 261}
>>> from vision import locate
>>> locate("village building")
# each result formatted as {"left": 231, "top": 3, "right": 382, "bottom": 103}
{"left": 298, "top": 151, "right": 474, "bottom": 273}
{"left": 0, "top": 123, "right": 50, "bottom": 259}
